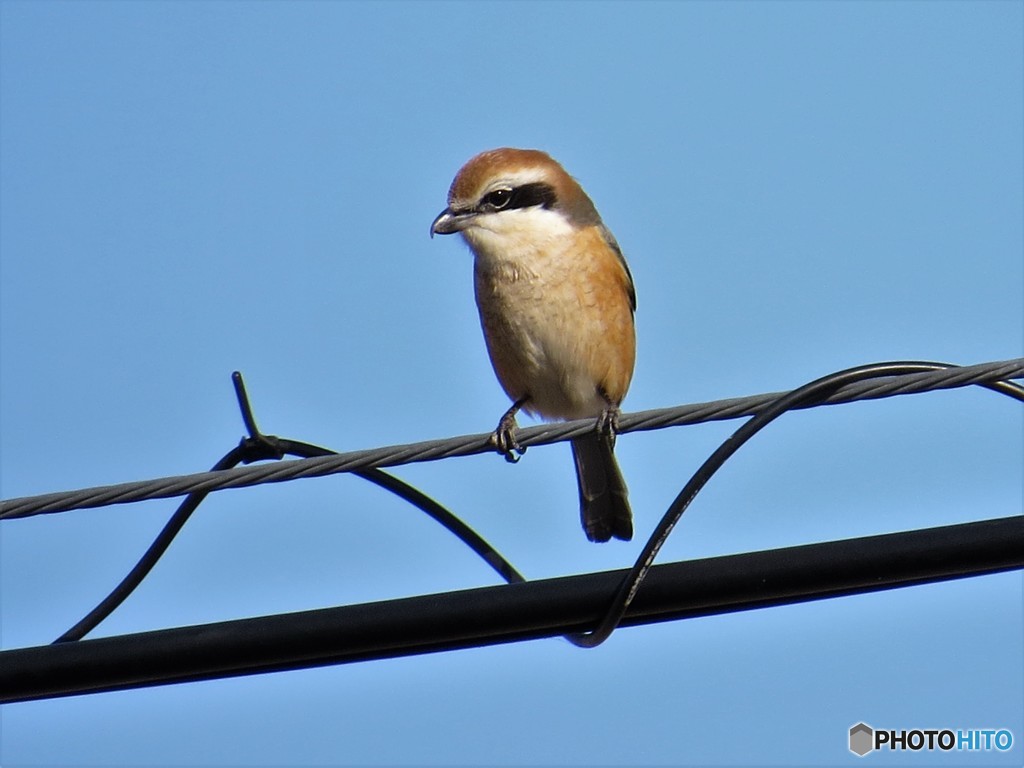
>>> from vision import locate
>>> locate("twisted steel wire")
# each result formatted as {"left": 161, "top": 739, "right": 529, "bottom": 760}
{"left": 2, "top": 357, "right": 1021, "bottom": 521}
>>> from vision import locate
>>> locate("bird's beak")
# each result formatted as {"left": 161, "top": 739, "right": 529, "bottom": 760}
{"left": 430, "top": 207, "right": 475, "bottom": 238}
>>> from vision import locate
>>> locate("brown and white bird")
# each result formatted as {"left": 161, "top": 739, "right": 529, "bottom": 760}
{"left": 431, "top": 148, "right": 636, "bottom": 542}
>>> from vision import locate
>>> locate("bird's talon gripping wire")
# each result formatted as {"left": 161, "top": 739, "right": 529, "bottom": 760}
{"left": 491, "top": 415, "right": 525, "bottom": 463}
{"left": 491, "top": 396, "right": 529, "bottom": 463}
{"left": 596, "top": 404, "right": 621, "bottom": 446}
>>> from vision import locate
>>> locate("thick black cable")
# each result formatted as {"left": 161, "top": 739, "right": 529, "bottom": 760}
{"left": 3, "top": 516, "right": 1021, "bottom": 704}
{"left": 54, "top": 374, "right": 523, "bottom": 643}
{"left": 567, "top": 361, "right": 1024, "bottom": 647}
{"left": 2, "top": 358, "right": 1020, "bottom": 521}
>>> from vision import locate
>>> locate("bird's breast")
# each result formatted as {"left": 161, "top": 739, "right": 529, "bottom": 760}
{"left": 467, "top": 226, "right": 635, "bottom": 421}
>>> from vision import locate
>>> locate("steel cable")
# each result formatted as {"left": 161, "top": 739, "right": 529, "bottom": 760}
{"left": 2, "top": 358, "right": 1021, "bottom": 521}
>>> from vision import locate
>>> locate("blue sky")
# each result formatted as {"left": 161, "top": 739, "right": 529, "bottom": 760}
{"left": 1, "top": 0, "right": 1021, "bottom": 764}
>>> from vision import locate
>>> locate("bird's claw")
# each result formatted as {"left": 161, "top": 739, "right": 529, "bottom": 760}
{"left": 491, "top": 411, "right": 526, "bottom": 463}
{"left": 596, "top": 406, "right": 620, "bottom": 446}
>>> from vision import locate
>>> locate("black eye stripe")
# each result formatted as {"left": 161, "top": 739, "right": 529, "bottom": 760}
{"left": 481, "top": 182, "right": 557, "bottom": 212}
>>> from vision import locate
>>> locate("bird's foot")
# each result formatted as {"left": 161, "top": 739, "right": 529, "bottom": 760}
{"left": 596, "top": 405, "right": 621, "bottom": 446}
{"left": 490, "top": 398, "right": 529, "bottom": 463}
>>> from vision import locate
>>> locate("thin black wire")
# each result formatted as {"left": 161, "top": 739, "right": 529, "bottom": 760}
{"left": 2, "top": 358, "right": 1020, "bottom": 521}
{"left": 55, "top": 373, "right": 523, "bottom": 643}
{"left": 235, "top": 368, "right": 523, "bottom": 585}
{"left": 54, "top": 444, "right": 253, "bottom": 643}
{"left": 567, "top": 361, "right": 1024, "bottom": 647}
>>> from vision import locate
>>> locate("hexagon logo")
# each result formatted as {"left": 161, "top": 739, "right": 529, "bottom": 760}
{"left": 849, "top": 722, "right": 874, "bottom": 757}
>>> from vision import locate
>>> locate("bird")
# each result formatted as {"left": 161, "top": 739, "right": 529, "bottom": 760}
{"left": 430, "top": 148, "right": 636, "bottom": 542}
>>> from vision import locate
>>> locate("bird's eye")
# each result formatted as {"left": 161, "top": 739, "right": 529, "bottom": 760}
{"left": 483, "top": 188, "right": 512, "bottom": 210}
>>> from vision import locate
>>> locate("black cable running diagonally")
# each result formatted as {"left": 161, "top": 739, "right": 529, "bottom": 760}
{"left": 54, "top": 373, "right": 523, "bottom": 643}
{"left": 567, "top": 360, "right": 1024, "bottom": 647}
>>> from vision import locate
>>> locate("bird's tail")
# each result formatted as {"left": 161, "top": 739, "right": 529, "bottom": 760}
{"left": 570, "top": 432, "right": 632, "bottom": 542}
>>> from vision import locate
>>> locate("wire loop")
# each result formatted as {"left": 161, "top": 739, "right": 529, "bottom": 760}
{"left": 0, "top": 358, "right": 1019, "bottom": 647}
{"left": 53, "top": 372, "right": 523, "bottom": 642}
{"left": 568, "top": 361, "right": 1024, "bottom": 647}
